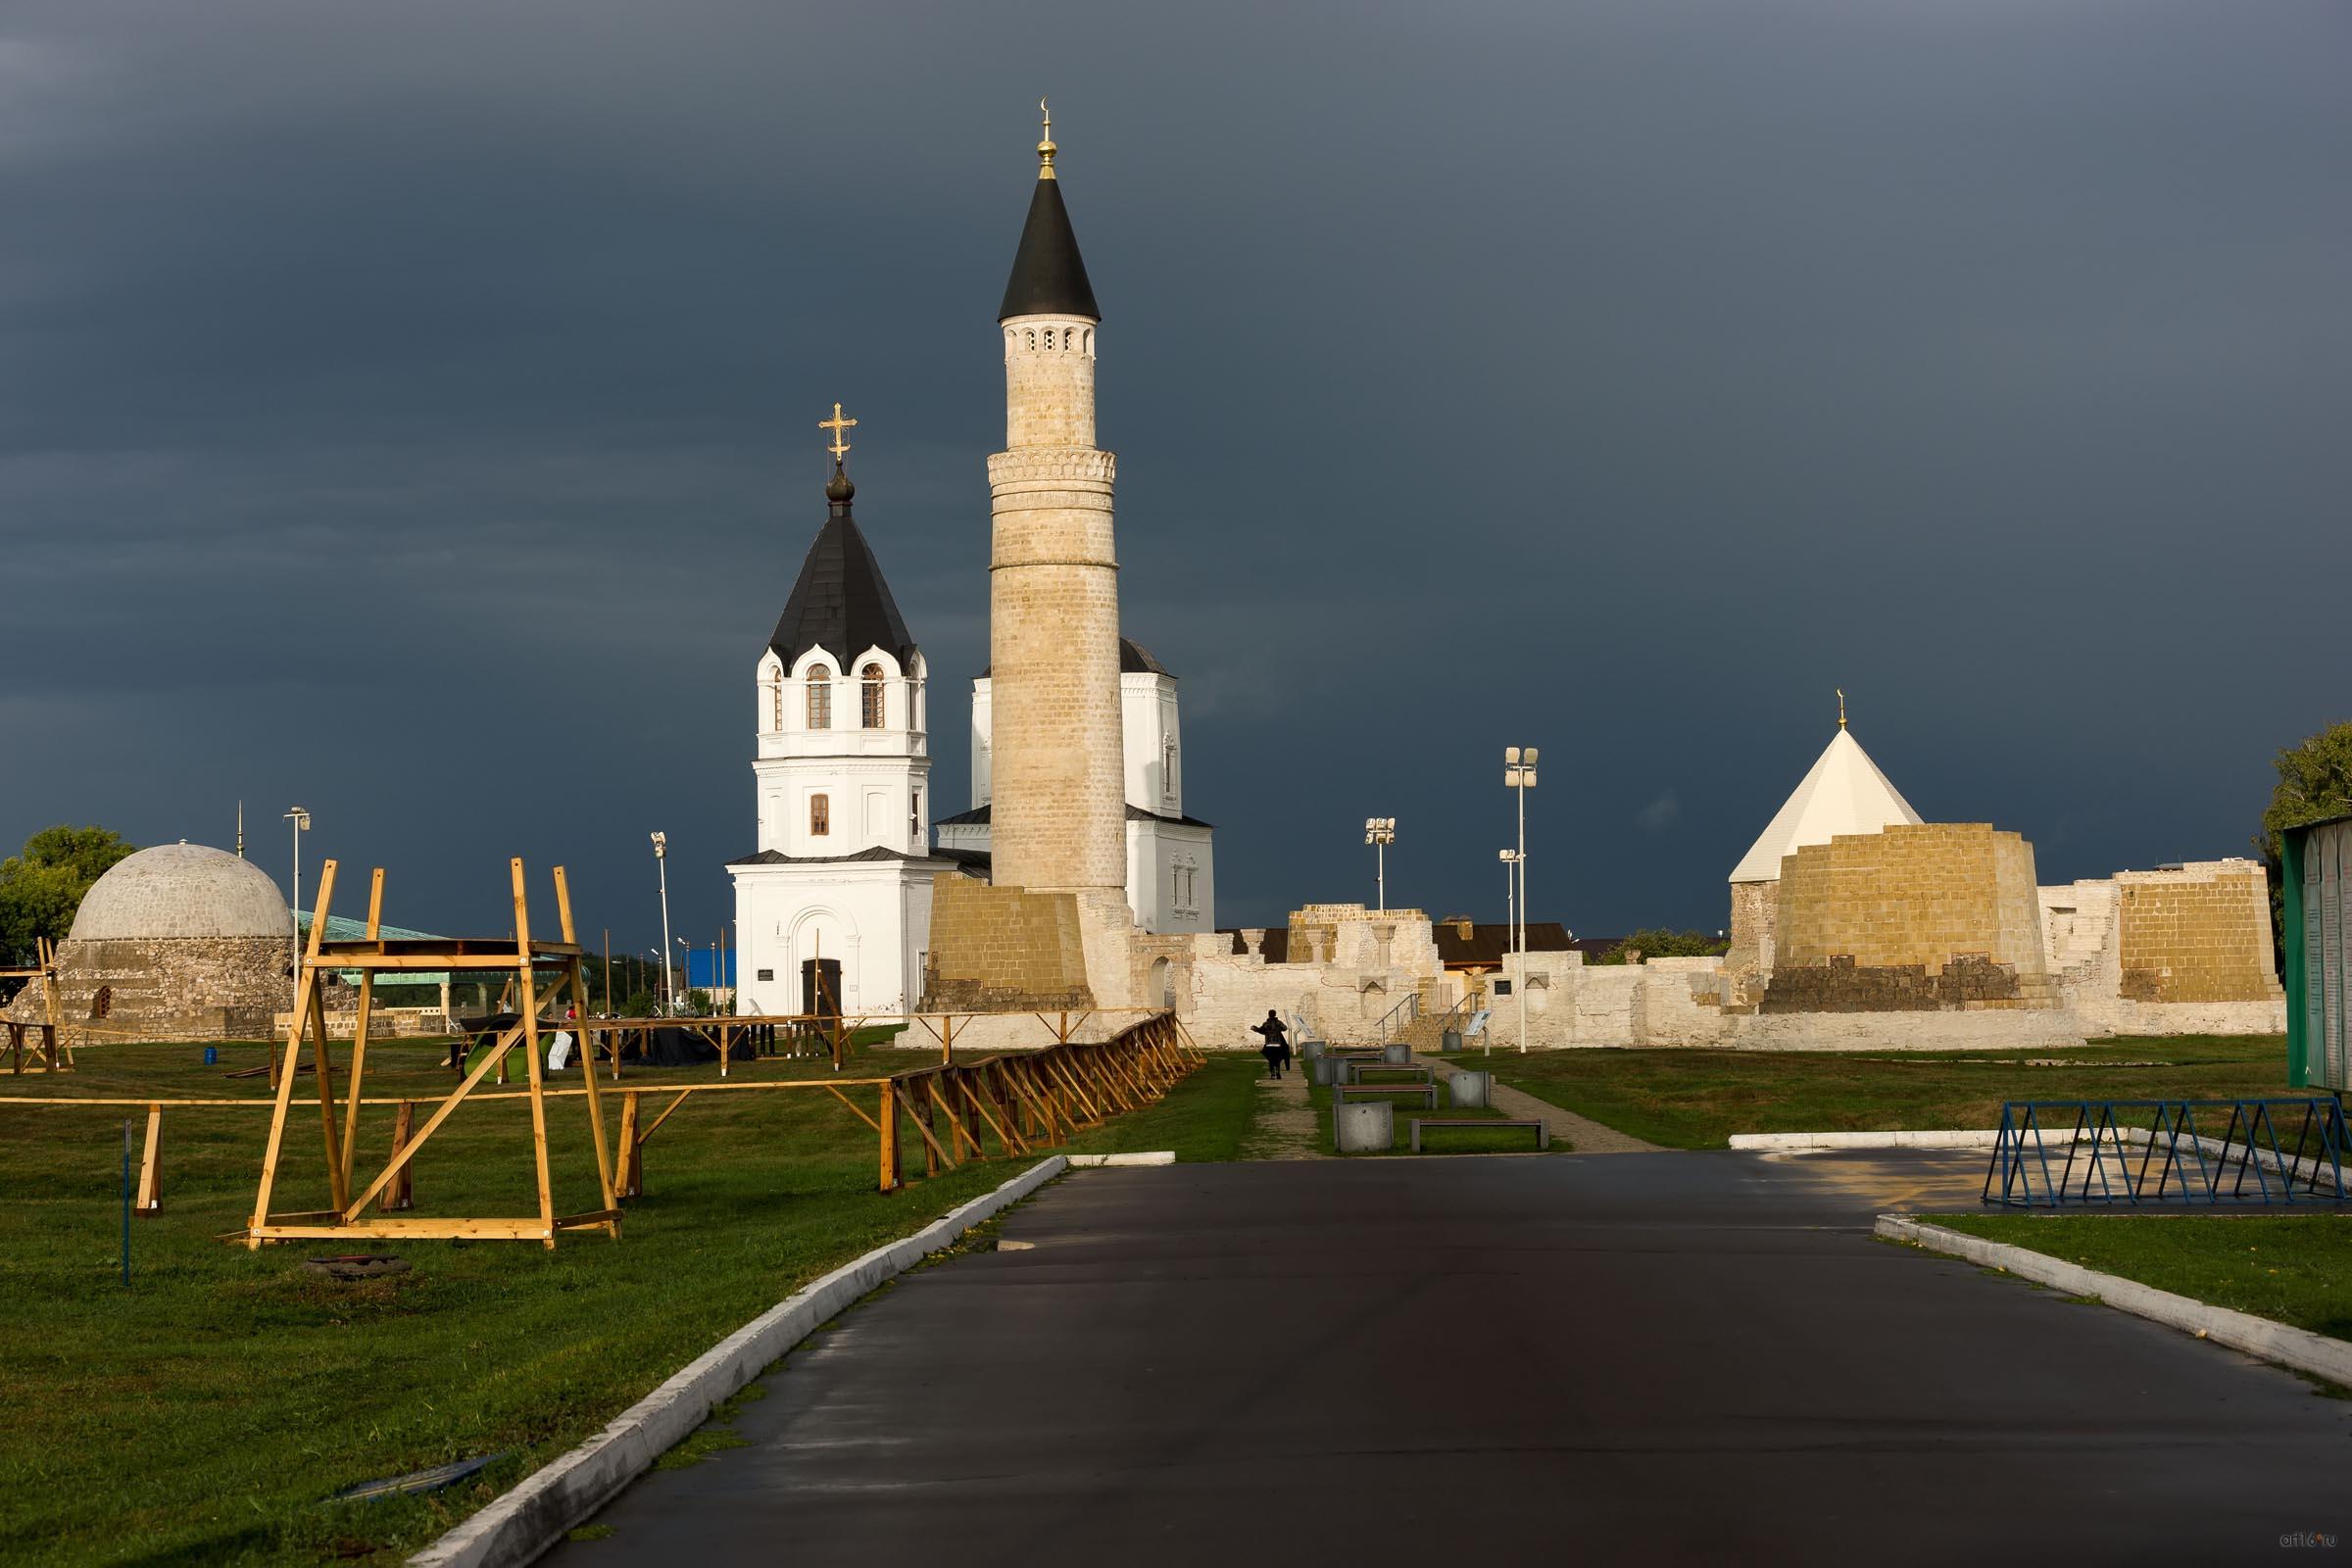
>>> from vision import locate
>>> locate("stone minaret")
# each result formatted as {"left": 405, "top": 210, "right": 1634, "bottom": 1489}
{"left": 987, "top": 106, "right": 1126, "bottom": 906}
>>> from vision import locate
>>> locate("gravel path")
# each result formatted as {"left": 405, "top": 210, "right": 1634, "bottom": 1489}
{"left": 1246, "top": 1062, "right": 1321, "bottom": 1159}
{"left": 1414, "top": 1052, "right": 1663, "bottom": 1153}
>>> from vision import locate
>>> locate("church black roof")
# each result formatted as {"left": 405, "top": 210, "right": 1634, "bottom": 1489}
{"left": 999, "top": 173, "right": 1100, "bottom": 322}
{"left": 766, "top": 466, "right": 918, "bottom": 671}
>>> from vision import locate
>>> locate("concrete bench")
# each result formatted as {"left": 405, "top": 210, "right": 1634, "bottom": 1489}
{"left": 1350, "top": 1065, "right": 1432, "bottom": 1084}
{"left": 1408, "top": 1117, "right": 1550, "bottom": 1153}
{"left": 1340, "top": 1083, "right": 1438, "bottom": 1109}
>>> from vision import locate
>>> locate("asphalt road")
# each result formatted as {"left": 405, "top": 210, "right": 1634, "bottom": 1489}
{"left": 555, "top": 1151, "right": 2349, "bottom": 1566}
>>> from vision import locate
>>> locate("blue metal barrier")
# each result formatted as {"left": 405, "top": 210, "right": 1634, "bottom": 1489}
{"left": 1984, "top": 1098, "right": 2350, "bottom": 1208}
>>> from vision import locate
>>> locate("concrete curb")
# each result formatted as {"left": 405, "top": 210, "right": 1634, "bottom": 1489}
{"left": 1875, "top": 1213, "right": 2352, "bottom": 1388}
{"left": 1066, "top": 1151, "right": 1175, "bottom": 1167}
{"left": 411, "top": 1156, "right": 1069, "bottom": 1568}
{"left": 1732, "top": 1129, "right": 2016, "bottom": 1152}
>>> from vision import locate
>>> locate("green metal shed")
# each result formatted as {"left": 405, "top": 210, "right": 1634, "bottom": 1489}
{"left": 2282, "top": 811, "right": 2352, "bottom": 1093}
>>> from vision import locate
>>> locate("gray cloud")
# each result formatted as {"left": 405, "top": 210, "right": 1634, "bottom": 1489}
{"left": 2, "top": 0, "right": 2345, "bottom": 944}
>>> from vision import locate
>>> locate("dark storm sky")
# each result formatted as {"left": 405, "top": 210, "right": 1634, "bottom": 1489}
{"left": 3, "top": 0, "right": 2346, "bottom": 951}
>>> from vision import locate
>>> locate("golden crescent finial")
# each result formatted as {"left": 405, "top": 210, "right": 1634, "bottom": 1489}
{"left": 1837, "top": 688, "right": 1847, "bottom": 730}
{"left": 1037, "top": 96, "right": 1057, "bottom": 179}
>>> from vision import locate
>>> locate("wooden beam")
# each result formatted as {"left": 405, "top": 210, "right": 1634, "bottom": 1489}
{"left": 134, "top": 1102, "right": 163, "bottom": 1215}
{"left": 383, "top": 1100, "right": 415, "bottom": 1212}
{"left": 511, "top": 858, "right": 559, "bottom": 1250}
{"left": 336, "top": 866, "right": 386, "bottom": 1196}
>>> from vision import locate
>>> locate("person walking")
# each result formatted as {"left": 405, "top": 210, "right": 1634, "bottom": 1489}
{"left": 1250, "top": 1010, "right": 1292, "bottom": 1079}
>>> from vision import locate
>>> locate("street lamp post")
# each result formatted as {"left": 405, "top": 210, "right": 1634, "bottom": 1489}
{"left": 678, "top": 938, "right": 694, "bottom": 1012}
{"left": 650, "top": 832, "right": 675, "bottom": 1016}
{"left": 283, "top": 806, "right": 311, "bottom": 986}
{"left": 1494, "top": 848, "right": 1522, "bottom": 1057}
{"left": 1503, "top": 746, "right": 1539, "bottom": 1054}
{"left": 1363, "top": 817, "right": 1396, "bottom": 911}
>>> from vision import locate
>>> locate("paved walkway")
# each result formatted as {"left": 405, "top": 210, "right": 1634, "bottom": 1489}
{"left": 1247, "top": 1061, "right": 1317, "bottom": 1159}
{"left": 1414, "top": 1050, "right": 1662, "bottom": 1152}
{"left": 553, "top": 1152, "right": 2348, "bottom": 1565}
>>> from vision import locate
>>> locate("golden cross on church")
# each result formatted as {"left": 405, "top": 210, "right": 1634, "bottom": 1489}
{"left": 819, "top": 402, "right": 857, "bottom": 463}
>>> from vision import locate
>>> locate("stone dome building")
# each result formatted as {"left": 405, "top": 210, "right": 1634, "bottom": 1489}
{"left": 7, "top": 842, "right": 294, "bottom": 1042}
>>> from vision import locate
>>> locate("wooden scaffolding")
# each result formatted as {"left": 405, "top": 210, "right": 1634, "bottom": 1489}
{"left": 1, "top": 937, "right": 70, "bottom": 1074}
{"left": 243, "top": 857, "right": 617, "bottom": 1250}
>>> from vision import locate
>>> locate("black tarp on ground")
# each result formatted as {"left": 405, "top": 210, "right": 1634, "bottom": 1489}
{"left": 637, "top": 1026, "right": 754, "bottom": 1066}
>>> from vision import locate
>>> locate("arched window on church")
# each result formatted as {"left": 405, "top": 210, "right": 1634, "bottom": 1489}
{"left": 809, "top": 793, "right": 830, "bottom": 837}
{"left": 770, "top": 673, "right": 783, "bottom": 732}
{"left": 861, "top": 663, "right": 886, "bottom": 729}
{"left": 806, "top": 665, "right": 832, "bottom": 729}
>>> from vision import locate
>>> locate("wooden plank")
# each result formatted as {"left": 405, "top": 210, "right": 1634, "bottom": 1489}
{"left": 247, "top": 862, "right": 337, "bottom": 1249}
{"left": 929, "top": 1078, "right": 980, "bottom": 1162}
{"left": 553, "top": 865, "right": 617, "bottom": 1235}
{"left": 134, "top": 1102, "right": 163, "bottom": 1215}
{"left": 960, "top": 1074, "right": 1025, "bottom": 1157}
{"left": 250, "top": 1218, "right": 556, "bottom": 1241}
{"left": 877, "top": 1084, "right": 901, "bottom": 1192}
{"left": 337, "top": 866, "right": 386, "bottom": 1195}
{"left": 613, "top": 1093, "right": 642, "bottom": 1200}
{"left": 306, "top": 970, "right": 348, "bottom": 1215}
{"left": 383, "top": 1100, "right": 415, "bottom": 1212}
{"left": 553, "top": 1207, "right": 624, "bottom": 1229}
{"left": 512, "top": 858, "right": 559, "bottom": 1250}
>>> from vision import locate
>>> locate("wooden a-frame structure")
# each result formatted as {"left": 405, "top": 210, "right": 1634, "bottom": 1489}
{"left": 243, "top": 857, "right": 617, "bottom": 1250}
{"left": 2, "top": 936, "right": 70, "bottom": 1074}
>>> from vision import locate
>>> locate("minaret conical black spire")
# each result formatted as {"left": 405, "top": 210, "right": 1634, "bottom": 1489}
{"left": 999, "top": 101, "right": 1100, "bottom": 322}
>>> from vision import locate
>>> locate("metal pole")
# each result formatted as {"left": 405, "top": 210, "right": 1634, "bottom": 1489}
{"left": 121, "top": 1119, "right": 130, "bottom": 1288}
{"left": 656, "top": 858, "right": 674, "bottom": 1015}
{"left": 290, "top": 816, "right": 302, "bottom": 986}
{"left": 1516, "top": 778, "right": 1528, "bottom": 1055}
{"left": 1376, "top": 840, "right": 1386, "bottom": 912}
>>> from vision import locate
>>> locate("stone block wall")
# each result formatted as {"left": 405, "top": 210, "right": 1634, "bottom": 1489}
{"left": 1771, "top": 823, "right": 2050, "bottom": 1008}
{"left": 2115, "top": 861, "right": 2282, "bottom": 1004}
{"left": 6, "top": 936, "right": 291, "bottom": 1041}
{"left": 918, "top": 874, "right": 1094, "bottom": 1011}
{"left": 1723, "top": 880, "right": 1776, "bottom": 1006}
{"left": 2038, "top": 860, "right": 2285, "bottom": 1036}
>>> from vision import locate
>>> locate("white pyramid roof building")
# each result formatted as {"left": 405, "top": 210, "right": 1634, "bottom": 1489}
{"left": 1729, "top": 726, "right": 1923, "bottom": 884}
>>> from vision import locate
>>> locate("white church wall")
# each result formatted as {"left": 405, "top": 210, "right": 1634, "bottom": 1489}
{"left": 1120, "top": 671, "right": 1181, "bottom": 815}
{"left": 732, "top": 863, "right": 935, "bottom": 1016}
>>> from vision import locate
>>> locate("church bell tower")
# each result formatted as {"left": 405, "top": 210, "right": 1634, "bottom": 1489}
{"left": 986, "top": 103, "right": 1128, "bottom": 906}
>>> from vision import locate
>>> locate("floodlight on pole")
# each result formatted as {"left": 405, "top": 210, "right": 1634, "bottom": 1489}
{"left": 283, "top": 807, "right": 311, "bottom": 991}
{"left": 1502, "top": 746, "right": 1539, "bottom": 1054}
{"left": 1363, "top": 816, "right": 1396, "bottom": 911}
{"left": 650, "top": 831, "right": 675, "bottom": 1016}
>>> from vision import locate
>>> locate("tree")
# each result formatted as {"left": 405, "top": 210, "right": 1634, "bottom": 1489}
{"left": 2255, "top": 719, "right": 2352, "bottom": 960}
{"left": 1592, "top": 928, "right": 1729, "bottom": 964}
{"left": 0, "top": 825, "right": 136, "bottom": 965}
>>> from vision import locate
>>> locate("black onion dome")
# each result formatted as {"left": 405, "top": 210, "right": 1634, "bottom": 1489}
{"left": 767, "top": 467, "right": 917, "bottom": 671}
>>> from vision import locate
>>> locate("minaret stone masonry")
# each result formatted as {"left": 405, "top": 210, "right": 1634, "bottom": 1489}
{"left": 988, "top": 316, "right": 1125, "bottom": 898}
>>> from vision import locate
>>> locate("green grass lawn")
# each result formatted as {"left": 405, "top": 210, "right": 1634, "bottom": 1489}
{"left": 0, "top": 1036, "right": 1253, "bottom": 1564}
{"left": 1460, "top": 1036, "right": 2295, "bottom": 1149}
{"left": 1306, "top": 1073, "right": 1561, "bottom": 1156}
{"left": 1927, "top": 1212, "right": 2352, "bottom": 1344}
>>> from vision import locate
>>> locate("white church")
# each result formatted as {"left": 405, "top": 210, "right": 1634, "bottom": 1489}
{"left": 727, "top": 444, "right": 953, "bottom": 1018}
{"left": 729, "top": 426, "right": 1216, "bottom": 1018}
{"left": 934, "top": 641, "right": 1216, "bottom": 935}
